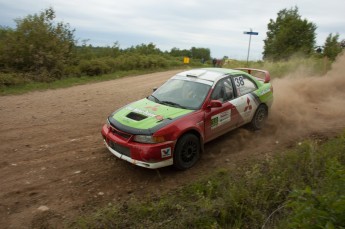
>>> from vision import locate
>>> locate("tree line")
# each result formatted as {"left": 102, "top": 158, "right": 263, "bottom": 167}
{"left": 0, "top": 8, "right": 211, "bottom": 86}
{"left": 0, "top": 7, "right": 344, "bottom": 87}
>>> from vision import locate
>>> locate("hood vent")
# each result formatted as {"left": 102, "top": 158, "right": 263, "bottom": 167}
{"left": 126, "top": 112, "right": 147, "bottom": 121}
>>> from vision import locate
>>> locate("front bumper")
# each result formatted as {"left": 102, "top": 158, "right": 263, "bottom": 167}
{"left": 101, "top": 124, "right": 174, "bottom": 169}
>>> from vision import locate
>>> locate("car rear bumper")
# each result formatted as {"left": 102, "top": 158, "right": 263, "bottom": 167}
{"left": 101, "top": 124, "right": 174, "bottom": 169}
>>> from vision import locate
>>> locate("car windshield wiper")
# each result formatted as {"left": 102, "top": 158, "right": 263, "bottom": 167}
{"left": 149, "top": 95, "right": 161, "bottom": 104}
{"left": 161, "top": 100, "right": 186, "bottom": 109}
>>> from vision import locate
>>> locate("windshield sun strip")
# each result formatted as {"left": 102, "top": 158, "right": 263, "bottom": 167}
{"left": 173, "top": 75, "right": 213, "bottom": 86}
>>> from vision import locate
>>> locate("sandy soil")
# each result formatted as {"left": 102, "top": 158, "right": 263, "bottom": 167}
{"left": 1, "top": 55, "right": 345, "bottom": 228}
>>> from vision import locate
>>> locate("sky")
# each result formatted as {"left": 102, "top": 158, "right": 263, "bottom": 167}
{"left": 0, "top": 0, "right": 344, "bottom": 60}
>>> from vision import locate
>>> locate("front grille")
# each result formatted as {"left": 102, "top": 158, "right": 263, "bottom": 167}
{"left": 110, "top": 126, "right": 131, "bottom": 139}
{"left": 108, "top": 140, "right": 131, "bottom": 157}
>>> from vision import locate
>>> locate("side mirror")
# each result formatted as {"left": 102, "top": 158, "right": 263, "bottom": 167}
{"left": 152, "top": 87, "right": 158, "bottom": 92}
{"left": 209, "top": 100, "right": 222, "bottom": 108}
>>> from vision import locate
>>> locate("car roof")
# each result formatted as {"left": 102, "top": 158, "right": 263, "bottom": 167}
{"left": 174, "top": 68, "right": 244, "bottom": 84}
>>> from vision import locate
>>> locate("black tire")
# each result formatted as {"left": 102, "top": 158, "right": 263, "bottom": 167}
{"left": 249, "top": 105, "right": 268, "bottom": 130}
{"left": 173, "top": 134, "right": 200, "bottom": 170}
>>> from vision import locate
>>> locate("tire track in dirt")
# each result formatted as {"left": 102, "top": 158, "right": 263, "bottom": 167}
{"left": 1, "top": 54, "right": 345, "bottom": 228}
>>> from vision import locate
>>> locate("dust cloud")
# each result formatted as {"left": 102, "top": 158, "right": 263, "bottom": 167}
{"left": 268, "top": 53, "right": 345, "bottom": 142}
{"left": 209, "top": 54, "right": 345, "bottom": 158}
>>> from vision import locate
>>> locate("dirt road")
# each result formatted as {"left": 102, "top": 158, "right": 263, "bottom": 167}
{"left": 1, "top": 56, "right": 345, "bottom": 228}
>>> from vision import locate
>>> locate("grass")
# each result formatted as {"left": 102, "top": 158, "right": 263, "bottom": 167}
{"left": 223, "top": 56, "right": 331, "bottom": 78}
{"left": 0, "top": 68, "right": 183, "bottom": 96}
{"left": 71, "top": 131, "right": 345, "bottom": 228}
{"left": 1, "top": 56, "right": 332, "bottom": 96}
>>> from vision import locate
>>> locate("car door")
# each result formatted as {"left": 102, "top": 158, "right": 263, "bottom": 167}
{"left": 230, "top": 74, "right": 260, "bottom": 126}
{"left": 204, "top": 77, "right": 239, "bottom": 142}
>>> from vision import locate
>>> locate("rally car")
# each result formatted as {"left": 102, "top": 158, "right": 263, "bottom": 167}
{"left": 101, "top": 68, "right": 273, "bottom": 170}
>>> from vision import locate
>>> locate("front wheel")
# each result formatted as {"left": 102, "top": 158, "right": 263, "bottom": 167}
{"left": 249, "top": 105, "right": 268, "bottom": 130}
{"left": 173, "top": 134, "right": 200, "bottom": 170}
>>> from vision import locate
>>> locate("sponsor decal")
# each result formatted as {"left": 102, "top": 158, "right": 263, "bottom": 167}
{"left": 161, "top": 147, "right": 171, "bottom": 158}
{"left": 211, "top": 110, "right": 231, "bottom": 129}
{"left": 233, "top": 76, "right": 245, "bottom": 88}
{"left": 155, "top": 115, "right": 164, "bottom": 121}
{"left": 144, "top": 104, "right": 160, "bottom": 111}
{"left": 244, "top": 97, "right": 252, "bottom": 112}
{"left": 242, "top": 96, "right": 255, "bottom": 118}
{"left": 126, "top": 106, "right": 156, "bottom": 117}
{"left": 197, "top": 121, "right": 204, "bottom": 127}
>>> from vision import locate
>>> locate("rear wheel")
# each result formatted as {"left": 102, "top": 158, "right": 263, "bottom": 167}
{"left": 173, "top": 134, "right": 200, "bottom": 170}
{"left": 249, "top": 104, "right": 268, "bottom": 130}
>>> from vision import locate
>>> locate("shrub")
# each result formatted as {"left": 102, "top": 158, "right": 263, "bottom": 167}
{"left": 79, "top": 59, "right": 111, "bottom": 76}
{"left": 0, "top": 72, "right": 29, "bottom": 87}
{"left": 72, "top": 133, "right": 345, "bottom": 228}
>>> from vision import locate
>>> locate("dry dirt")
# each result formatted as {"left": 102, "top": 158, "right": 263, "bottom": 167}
{"left": 1, "top": 55, "right": 345, "bottom": 228}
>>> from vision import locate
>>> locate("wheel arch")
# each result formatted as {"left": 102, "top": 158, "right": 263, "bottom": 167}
{"left": 175, "top": 128, "right": 204, "bottom": 154}
{"left": 259, "top": 103, "right": 269, "bottom": 112}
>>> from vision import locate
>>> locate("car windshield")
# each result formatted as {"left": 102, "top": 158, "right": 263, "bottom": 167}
{"left": 148, "top": 79, "right": 211, "bottom": 110}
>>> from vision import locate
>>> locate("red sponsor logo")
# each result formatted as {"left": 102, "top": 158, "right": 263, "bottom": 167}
{"left": 244, "top": 97, "right": 252, "bottom": 112}
{"left": 145, "top": 105, "right": 160, "bottom": 111}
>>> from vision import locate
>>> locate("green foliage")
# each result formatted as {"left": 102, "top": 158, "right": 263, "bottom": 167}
{"left": 73, "top": 133, "right": 345, "bottom": 228}
{"left": 263, "top": 6, "right": 317, "bottom": 61}
{"left": 0, "top": 8, "right": 75, "bottom": 81}
{"left": 191, "top": 47, "right": 211, "bottom": 60}
{"left": 125, "top": 43, "right": 162, "bottom": 55}
{"left": 170, "top": 47, "right": 191, "bottom": 57}
{"left": 285, "top": 167, "right": 345, "bottom": 228}
{"left": 280, "top": 134, "right": 345, "bottom": 229}
{"left": 0, "top": 72, "right": 29, "bottom": 87}
{"left": 323, "top": 33, "right": 344, "bottom": 61}
{"left": 223, "top": 56, "right": 331, "bottom": 78}
{"left": 79, "top": 59, "right": 111, "bottom": 76}
{"left": 170, "top": 47, "right": 211, "bottom": 60}
{"left": 76, "top": 42, "right": 121, "bottom": 60}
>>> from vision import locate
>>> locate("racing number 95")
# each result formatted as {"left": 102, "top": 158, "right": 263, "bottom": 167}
{"left": 234, "top": 76, "right": 244, "bottom": 88}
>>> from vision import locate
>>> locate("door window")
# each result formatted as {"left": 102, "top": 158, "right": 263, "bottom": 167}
{"left": 232, "top": 74, "right": 257, "bottom": 96}
{"left": 211, "top": 78, "right": 234, "bottom": 102}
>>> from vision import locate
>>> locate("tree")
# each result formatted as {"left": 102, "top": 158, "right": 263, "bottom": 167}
{"left": 170, "top": 47, "right": 191, "bottom": 57}
{"left": 323, "top": 33, "right": 343, "bottom": 61}
{"left": 0, "top": 7, "right": 76, "bottom": 80}
{"left": 263, "top": 7, "right": 317, "bottom": 61}
{"left": 125, "top": 43, "right": 162, "bottom": 55}
{"left": 191, "top": 47, "right": 211, "bottom": 60}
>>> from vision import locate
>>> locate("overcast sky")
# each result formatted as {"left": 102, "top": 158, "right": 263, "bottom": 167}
{"left": 1, "top": 0, "right": 344, "bottom": 60}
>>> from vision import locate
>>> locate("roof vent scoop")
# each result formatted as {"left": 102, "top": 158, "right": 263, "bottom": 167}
{"left": 184, "top": 69, "right": 207, "bottom": 78}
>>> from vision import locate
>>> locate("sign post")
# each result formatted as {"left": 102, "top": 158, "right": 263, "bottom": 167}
{"left": 243, "top": 29, "right": 258, "bottom": 66}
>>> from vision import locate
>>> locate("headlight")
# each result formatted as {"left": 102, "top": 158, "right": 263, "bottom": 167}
{"left": 133, "top": 135, "right": 165, "bottom": 144}
{"left": 106, "top": 118, "right": 111, "bottom": 128}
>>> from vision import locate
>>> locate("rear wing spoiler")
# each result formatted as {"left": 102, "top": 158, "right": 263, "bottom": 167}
{"left": 235, "top": 68, "right": 271, "bottom": 83}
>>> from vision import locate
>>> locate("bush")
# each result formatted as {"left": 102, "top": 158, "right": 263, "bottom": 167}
{"left": 280, "top": 133, "right": 345, "bottom": 229}
{"left": 64, "top": 65, "right": 82, "bottom": 78}
{"left": 79, "top": 59, "right": 111, "bottom": 76}
{"left": 0, "top": 72, "right": 29, "bottom": 87}
{"left": 0, "top": 8, "right": 75, "bottom": 80}
{"left": 72, "top": 132, "right": 345, "bottom": 228}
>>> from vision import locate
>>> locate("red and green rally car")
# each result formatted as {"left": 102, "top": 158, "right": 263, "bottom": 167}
{"left": 101, "top": 68, "right": 273, "bottom": 170}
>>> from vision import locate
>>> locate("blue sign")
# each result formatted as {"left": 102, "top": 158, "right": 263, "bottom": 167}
{"left": 244, "top": 31, "right": 259, "bottom": 35}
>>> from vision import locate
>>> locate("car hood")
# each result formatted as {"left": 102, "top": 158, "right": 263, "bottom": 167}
{"left": 108, "top": 98, "right": 193, "bottom": 135}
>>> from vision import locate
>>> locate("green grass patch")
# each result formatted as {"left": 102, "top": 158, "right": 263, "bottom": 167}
{"left": 223, "top": 56, "right": 332, "bottom": 78}
{"left": 0, "top": 68, "right": 180, "bottom": 96}
{"left": 71, "top": 131, "right": 345, "bottom": 228}
{"left": 1, "top": 56, "right": 331, "bottom": 96}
